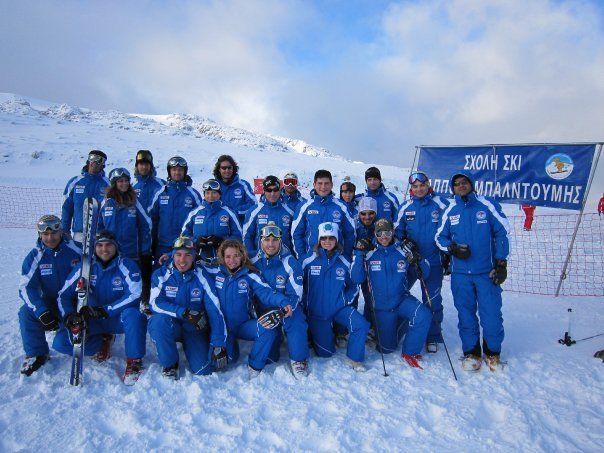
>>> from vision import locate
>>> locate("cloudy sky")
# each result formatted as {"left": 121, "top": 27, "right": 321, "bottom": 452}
{"left": 2, "top": 0, "right": 604, "bottom": 168}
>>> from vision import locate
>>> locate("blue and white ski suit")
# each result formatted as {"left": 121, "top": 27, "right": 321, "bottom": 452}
{"left": 435, "top": 172, "right": 510, "bottom": 355}
{"left": 355, "top": 183, "right": 400, "bottom": 223}
{"left": 133, "top": 170, "right": 165, "bottom": 212}
{"left": 292, "top": 191, "right": 357, "bottom": 259}
{"left": 98, "top": 198, "right": 152, "bottom": 260}
{"left": 251, "top": 246, "right": 309, "bottom": 362}
{"left": 181, "top": 200, "right": 242, "bottom": 263}
{"left": 395, "top": 191, "right": 449, "bottom": 343}
{"left": 351, "top": 243, "right": 432, "bottom": 355}
{"left": 217, "top": 174, "right": 257, "bottom": 224}
{"left": 148, "top": 263, "right": 227, "bottom": 374}
{"left": 206, "top": 265, "right": 294, "bottom": 370}
{"left": 18, "top": 236, "right": 81, "bottom": 357}
{"left": 281, "top": 188, "right": 307, "bottom": 213}
{"left": 149, "top": 178, "right": 203, "bottom": 257}
{"left": 242, "top": 195, "right": 294, "bottom": 256}
{"left": 57, "top": 254, "right": 146, "bottom": 359}
{"left": 300, "top": 248, "right": 369, "bottom": 362}
{"left": 62, "top": 167, "right": 109, "bottom": 239}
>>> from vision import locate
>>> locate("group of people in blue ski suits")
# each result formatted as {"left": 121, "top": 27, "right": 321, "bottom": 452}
{"left": 18, "top": 149, "right": 511, "bottom": 382}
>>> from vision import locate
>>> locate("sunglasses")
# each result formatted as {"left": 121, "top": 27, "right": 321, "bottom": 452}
{"left": 168, "top": 157, "right": 187, "bottom": 168}
{"left": 319, "top": 236, "right": 336, "bottom": 241}
{"left": 375, "top": 230, "right": 393, "bottom": 238}
{"left": 408, "top": 171, "right": 429, "bottom": 184}
{"left": 88, "top": 154, "right": 106, "bottom": 165}
{"left": 37, "top": 216, "right": 61, "bottom": 233}
{"left": 359, "top": 211, "right": 375, "bottom": 217}
{"left": 283, "top": 178, "right": 298, "bottom": 187}
{"left": 173, "top": 236, "right": 195, "bottom": 249}
{"left": 203, "top": 180, "right": 221, "bottom": 192}
{"left": 260, "top": 225, "right": 283, "bottom": 238}
{"left": 220, "top": 165, "right": 233, "bottom": 171}
{"left": 264, "top": 187, "right": 280, "bottom": 193}
{"left": 453, "top": 180, "right": 470, "bottom": 187}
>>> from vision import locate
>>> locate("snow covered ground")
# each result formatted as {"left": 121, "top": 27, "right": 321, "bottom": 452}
{"left": 0, "top": 94, "right": 602, "bottom": 452}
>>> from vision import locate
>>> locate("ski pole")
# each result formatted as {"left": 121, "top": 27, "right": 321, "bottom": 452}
{"left": 414, "top": 262, "right": 458, "bottom": 382}
{"left": 572, "top": 332, "right": 604, "bottom": 344}
{"left": 364, "top": 259, "right": 388, "bottom": 377}
{"left": 558, "top": 308, "right": 576, "bottom": 346}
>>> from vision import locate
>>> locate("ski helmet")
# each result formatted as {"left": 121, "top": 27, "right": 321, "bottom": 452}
{"left": 167, "top": 156, "right": 188, "bottom": 179}
{"left": 37, "top": 214, "right": 61, "bottom": 234}
{"left": 109, "top": 167, "right": 131, "bottom": 184}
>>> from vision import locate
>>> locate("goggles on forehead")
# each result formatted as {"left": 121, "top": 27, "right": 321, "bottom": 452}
{"left": 260, "top": 224, "right": 283, "bottom": 239}
{"left": 88, "top": 154, "right": 106, "bottom": 165}
{"left": 173, "top": 236, "right": 195, "bottom": 249}
{"left": 408, "top": 171, "right": 429, "bottom": 185}
{"left": 109, "top": 167, "right": 131, "bottom": 181}
{"left": 37, "top": 215, "right": 61, "bottom": 233}
{"left": 168, "top": 156, "right": 188, "bottom": 168}
{"left": 202, "top": 180, "right": 221, "bottom": 191}
{"left": 375, "top": 230, "right": 393, "bottom": 238}
{"left": 283, "top": 178, "right": 298, "bottom": 187}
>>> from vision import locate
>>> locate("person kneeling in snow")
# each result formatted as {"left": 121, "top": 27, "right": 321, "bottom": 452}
{"left": 57, "top": 230, "right": 147, "bottom": 385}
{"left": 351, "top": 219, "right": 432, "bottom": 369}
{"left": 148, "top": 236, "right": 228, "bottom": 379}
{"left": 300, "top": 222, "right": 370, "bottom": 371}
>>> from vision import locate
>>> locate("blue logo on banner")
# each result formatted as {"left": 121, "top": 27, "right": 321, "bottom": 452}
{"left": 545, "top": 153, "right": 574, "bottom": 180}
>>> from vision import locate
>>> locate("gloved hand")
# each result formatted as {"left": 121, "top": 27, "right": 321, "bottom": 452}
{"left": 489, "top": 260, "right": 507, "bottom": 285}
{"left": 183, "top": 308, "right": 208, "bottom": 330}
{"left": 212, "top": 347, "right": 228, "bottom": 369}
{"left": 80, "top": 306, "right": 109, "bottom": 320}
{"left": 448, "top": 243, "right": 471, "bottom": 259}
{"left": 140, "top": 301, "right": 152, "bottom": 317}
{"left": 354, "top": 238, "right": 375, "bottom": 253}
{"left": 401, "top": 238, "right": 421, "bottom": 265}
{"left": 205, "top": 235, "right": 224, "bottom": 248}
{"left": 38, "top": 311, "right": 59, "bottom": 331}
{"left": 65, "top": 312, "right": 86, "bottom": 331}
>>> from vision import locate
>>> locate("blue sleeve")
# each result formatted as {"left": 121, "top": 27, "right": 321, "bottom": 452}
{"left": 394, "top": 205, "right": 407, "bottom": 240}
{"left": 350, "top": 250, "right": 367, "bottom": 285}
{"left": 341, "top": 210, "right": 357, "bottom": 259}
{"left": 61, "top": 177, "right": 76, "bottom": 232}
{"left": 180, "top": 208, "right": 197, "bottom": 239}
{"left": 198, "top": 269, "right": 227, "bottom": 347}
{"left": 18, "top": 250, "right": 46, "bottom": 317}
{"left": 292, "top": 208, "right": 307, "bottom": 259}
{"left": 105, "top": 259, "right": 142, "bottom": 317}
{"left": 239, "top": 180, "right": 258, "bottom": 215}
{"left": 242, "top": 209, "right": 258, "bottom": 253}
{"left": 57, "top": 265, "right": 81, "bottom": 319}
{"left": 149, "top": 269, "right": 185, "bottom": 318}
{"left": 136, "top": 201, "right": 152, "bottom": 255}
{"left": 283, "top": 257, "right": 304, "bottom": 310}
{"left": 435, "top": 206, "right": 454, "bottom": 252}
{"left": 248, "top": 274, "right": 293, "bottom": 310}
{"left": 343, "top": 268, "right": 359, "bottom": 306}
{"left": 489, "top": 200, "right": 511, "bottom": 260}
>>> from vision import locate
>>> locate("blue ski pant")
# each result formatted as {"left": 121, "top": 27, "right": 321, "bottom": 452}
{"left": 451, "top": 273, "right": 504, "bottom": 354}
{"left": 374, "top": 295, "right": 432, "bottom": 356}
{"left": 148, "top": 313, "right": 213, "bottom": 375}
{"left": 408, "top": 263, "right": 444, "bottom": 343}
{"left": 226, "top": 319, "right": 278, "bottom": 370}
{"left": 19, "top": 305, "right": 74, "bottom": 357}
{"left": 308, "top": 306, "right": 370, "bottom": 363}
{"left": 268, "top": 307, "right": 310, "bottom": 363}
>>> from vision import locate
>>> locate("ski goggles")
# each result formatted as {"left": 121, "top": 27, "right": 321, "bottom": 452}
{"left": 95, "top": 229, "right": 118, "bottom": 245}
{"left": 109, "top": 168, "right": 131, "bottom": 182}
{"left": 173, "top": 236, "right": 195, "bottom": 250}
{"left": 260, "top": 225, "right": 283, "bottom": 239}
{"left": 408, "top": 171, "right": 429, "bottom": 184}
{"left": 167, "top": 156, "right": 188, "bottom": 168}
{"left": 375, "top": 230, "right": 393, "bottom": 238}
{"left": 88, "top": 154, "right": 106, "bottom": 165}
{"left": 283, "top": 178, "right": 298, "bottom": 187}
{"left": 37, "top": 215, "right": 61, "bottom": 233}
{"left": 202, "top": 180, "right": 221, "bottom": 192}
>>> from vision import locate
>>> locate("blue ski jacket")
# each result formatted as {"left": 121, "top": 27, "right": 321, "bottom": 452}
{"left": 149, "top": 178, "right": 203, "bottom": 251}
{"left": 19, "top": 236, "right": 82, "bottom": 317}
{"left": 300, "top": 248, "right": 359, "bottom": 320}
{"left": 242, "top": 195, "right": 294, "bottom": 256}
{"left": 98, "top": 198, "right": 152, "bottom": 260}
{"left": 292, "top": 191, "right": 357, "bottom": 259}
{"left": 205, "top": 265, "right": 294, "bottom": 331}
{"left": 250, "top": 246, "right": 304, "bottom": 312}
{"left": 217, "top": 174, "right": 257, "bottom": 220}
{"left": 149, "top": 262, "right": 227, "bottom": 348}
{"left": 355, "top": 183, "right": 400, "bottom": 223}
{"left": 351, "top": 242, "right": 429, "bottom": 311}
{"left": 62, "top": 168, "right": 110, "bottom": 234}
{"left": 281, "top": 188, "right": 307, "bottom": 213}
{"left": 395, "top": 191, "right": 449, "bottom": 265}
{"left": 435, "top": 172, "right": 511, "bottom": 274}
{"left": 133, "top": 170, "right": 165, "bottom": 212}
{"left": 58, "top": 255, "right": 142, "bottom": 319}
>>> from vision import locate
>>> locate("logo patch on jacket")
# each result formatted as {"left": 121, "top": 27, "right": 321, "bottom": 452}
{"left": 166, "top": 285, "right": 178, "bottom": 297}
{"left": 310, "top": 265, "right": 321, "bottom": 275}
{"left": 476, "top": 211, "right": 486, "bottom": 220}
{"left": 370, "top": 260, "right": 381, "bottom": 271}
{"left": 191, "top": 288, "right": 201, "bottom": 298}
{"left": 160, "top": 195, "right": 169, "bottom": 205}
{"left": 112, "top": 277, "right": 123, "bottom": 290}
{"left": 335, "top": 267, "right": 345, "bottom": 280}
{"left": 238, "top": 280, "right": 248, "bottom": 290}
{"left": 185, "top": 197, "right": 193, "bottom": 207}
{"left": 450, "top": 214, "right": 460, "bottom": 225}
{"left": 432, "top": 210, "right": 440, "bottom": 222}
{"left": 332, "top": 210, "right": 341, "bottom": 220}
{"left": 383, "top": 201, "right": 391, "bottom": 210}
{"left": 397, "top": 260, "right": 407, "bottom": 272}
{"left": 282, "top": 215, "right": 291, "bottom": 225}
{"left": 220, "top": 215, "right": 228, "bottom": 223}
{"left": 405, "top": 211, "right": 416, "bottom": 221}
{"left": 308, "top": 210, "right": 319, "bottom": 214}
{"left": 40, "top": 263, "right": 52, "bottom": 276}
{"left": 276, "top": 275, "right": 286, "bottom": 288}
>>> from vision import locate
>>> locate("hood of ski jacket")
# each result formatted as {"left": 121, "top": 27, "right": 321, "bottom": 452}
{"left": 242, "top": 198, "right": 294, "bottom": 256}
{"left": 99, "top": 197, "right": 152, "bottom": 259}
{"left": 149, "top": 263, "right": 226, "bottom": 347}
{"left": 61, "top": 170, "right": 110, "bottom": 234}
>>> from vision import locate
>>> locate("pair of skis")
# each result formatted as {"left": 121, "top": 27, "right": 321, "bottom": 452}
{"left": 69, "top": 197, "right": 99, "bottom": 386}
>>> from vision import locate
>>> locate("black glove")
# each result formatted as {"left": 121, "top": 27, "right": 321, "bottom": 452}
{"left": 401, "top": 239, "right": 421, "bottom": 265}
{"left": 140, "top": 301, "right": 152, "bottom": 317}
{"left": 441, "top": 253, "right": 451, "bottom": 276}
{"left": 212, "top": 347, "right": 228, "bottom": 369}
{"left": 183, "top": 308, "right": 208, "bottom": 331}
{"left": 205, "top": 235, "right": 224, "bottom": 248}
{"left": 354, "top": 238, "right": 376, "bottom": 252}
{"left": 65, "top": 312, "right": 86, "bottom": 331}
{"left": 489, "top": 260, "right": 507, "bottom": 285}
{"left": 38, "top": 311, "right": 59, "bottom": 331}
{"left": 80, "top": 306, "right": 109, "bottom": 320}
{"left": 448, "top": 243, "right": 471, "bottom": 259}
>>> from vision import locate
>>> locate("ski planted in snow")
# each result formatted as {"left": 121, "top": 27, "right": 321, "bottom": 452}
{"left": 69, "top": 197, "right": 100, "bottom": 386}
